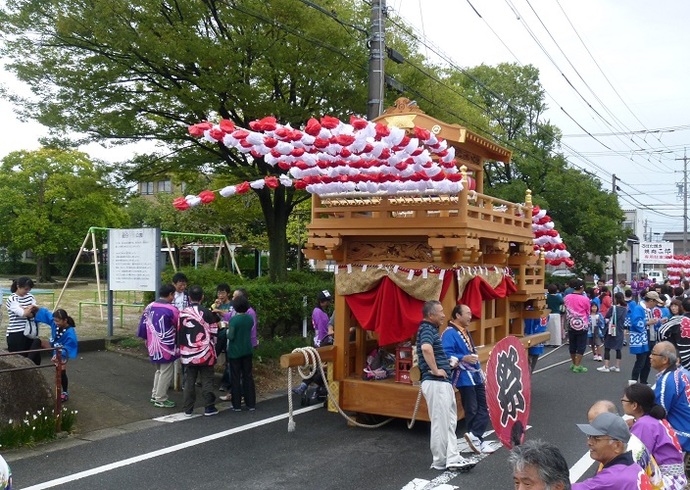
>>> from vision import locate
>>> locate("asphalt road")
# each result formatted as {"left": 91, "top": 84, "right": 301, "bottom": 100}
{"left": 7, "top": 344, "right": 641, "bottom": 489}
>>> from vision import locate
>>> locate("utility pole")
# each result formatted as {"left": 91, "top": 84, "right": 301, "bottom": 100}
{"left": 367, "top": 0, "right": 385, "bottom": 120}
{"left": 676, "top": 149, "right": 688, "bottom": 255}
{"left": 612, "top": 174, "right": 617, "bottom": 283}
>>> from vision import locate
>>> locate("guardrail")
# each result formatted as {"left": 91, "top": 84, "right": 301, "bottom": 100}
{"left": 78, "top": 301, "right": 144, "bottom": 328}
{"left": 0, "top": 348, "right": 65, "bottom": 431}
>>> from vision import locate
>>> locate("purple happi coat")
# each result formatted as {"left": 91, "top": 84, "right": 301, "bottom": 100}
{"left": 137, "top": 300, "right": 179, "bottom": 363}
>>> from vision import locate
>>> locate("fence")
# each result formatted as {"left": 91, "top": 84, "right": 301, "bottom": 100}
{"left": 0, "top": 347, "right": 65, "bottom": 431}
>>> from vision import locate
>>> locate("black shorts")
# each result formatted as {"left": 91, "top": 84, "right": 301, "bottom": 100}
{"left": 568, "top": 329, "right": 588, "bottom": 355}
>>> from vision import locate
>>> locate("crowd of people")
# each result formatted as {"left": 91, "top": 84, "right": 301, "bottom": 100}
{"left": 508, "top": 274, "right": 690, "bottom": 489}
{"left": 137, "top": 272, "right": 258, "bottom": 415}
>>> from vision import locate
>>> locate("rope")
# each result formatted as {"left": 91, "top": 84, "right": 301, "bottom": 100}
{"left": 287, "top": 346, "right": 400, "bottom": 431}
{"left": 406, "top": 384, "right": 424, "bottom": 429}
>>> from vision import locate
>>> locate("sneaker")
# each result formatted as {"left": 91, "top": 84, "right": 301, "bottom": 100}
{"left": 597, "top": 366, "right": 610, "bottom": 373}
{"left": 184, "top": 410, "right": 194, "bottom": 417}
{"left": 446, "top": 459, "right": 476, "bottom": 473}
{"left": 569, "top": 364, "right": 576, "bottom": 372}
{"left": 292, "top": 383, "right": 307, "bottom": 396}
{"left": 609, "top": 366, "right": 620, "bottom": 372}
{"left": 480, "top": 441, "right": 496, "bottom": 453}
{"left": 149, "top": 397, "right": 155, "bottom": 404}
{"left": 464, "top": 432, "right": 481, "bottom": 454}
{"left": 60, "top": 392, "right": 69, "bottom": 403}
{"left": 204, "top": 406, "right": 219, "bottom": 416}
{"left": 154, "top": 399, "right": 176, "bottom": 408}
{"left": 219, "top": 394, "right": 232, "bottom": 402}
{"left": 573, "top": 365, "right": 588, "bottom": 373}
{"left": 248, "top": 407, "right": 256, "bottom": 412}
{"left": 232, "top": 408, "right": 242, "bottom": 412}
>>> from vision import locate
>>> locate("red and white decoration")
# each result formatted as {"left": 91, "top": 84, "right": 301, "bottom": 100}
{"left": 667, "top": 255, "right": 690, "bottom": 285}
{"left": 532, "top": 205, "right": 573, "bottom": 267}
{"left": 175, "top": 114, "right": 480, "bottom": 210}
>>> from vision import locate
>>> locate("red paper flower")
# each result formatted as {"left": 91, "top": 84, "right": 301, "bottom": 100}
{"left": 278, "top": 162, "right": 291, "bottom": 171}
{"left": 199, "top": 190, "right": 215, "bottom": 204}
{"left": 258, "top": 116, "right": 277, "bottom": 131}
{"left": 219, "top": 119, "right": 235, "bottom": 133}
{"left": 374, "top": 123, "right": 390, "bottom": 139}
{"left": 313, "top": 138, "right": 329, "bottom": 149}
{"left": 264, "top": 176, "right": 279, "bottom": 189}
{"left": 173, "top": 197, "right": 190, "bottom": 211}
{"left": 235, "top": 182, "right": 250, "bottom": 194}
{"left": 350, "top": 115, "right": 368, "bottom": 130}
{"left": 304, "top": 118, "right": 322, "bottom": 136}
{"left": 294, "top": 180, "right": 307, "bottom": 190}
{"left": 231, "top": 129, "right": 249, "bottom": 139}
{"left": 335, "top": 134, "right": 355, "bottom": 146}
{"left": 263, "top": 137, "right": 278, "bottom": 148}
{"left": 414, "top": 126, "right": 430, "bottom": 141}
{"left": 320, "top": 115, "right": 340, "bottom": 129}
{"left": 290, "top": 148, "right": 305, "bottom": 157}
{"left": 188, "top": 122, "right": 212, "bottom": 137}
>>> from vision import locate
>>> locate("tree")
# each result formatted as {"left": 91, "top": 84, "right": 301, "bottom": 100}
{"left": 0, "top": 149, "right": 129, "bottom": 281}
{"left": 0, "top": 0, "right": 375, "bottom": 281}
{"left": 447, "top": 63, "right": 627, "bottom": 274}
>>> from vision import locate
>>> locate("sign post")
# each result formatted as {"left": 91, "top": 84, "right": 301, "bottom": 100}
{"left": 107, "top": 228, "right": 161, "bottom": 336}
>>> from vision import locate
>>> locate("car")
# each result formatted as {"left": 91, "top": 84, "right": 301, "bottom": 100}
{"left": 645, "top": 270, "right": 664, "bottom": 283}
{"left": 551, "top": 269, "right": 575, "bottom": 278}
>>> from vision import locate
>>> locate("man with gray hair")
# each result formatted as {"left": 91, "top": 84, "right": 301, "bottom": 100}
{"left": 509, "top": 440, "right": 571, "bottom": 490}
{"left": 651, "top": 341, "right": 690, "bottom": 452}
{"left": 416, "top": 300, "right": 474, "bottom": 472}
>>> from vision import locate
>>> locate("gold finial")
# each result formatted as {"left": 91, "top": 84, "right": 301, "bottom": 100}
{"left": 525, "top": 189, "right": 532, "bottom": 206}
{"left": 540, "top": 247, "right": 545, "bottom": 260}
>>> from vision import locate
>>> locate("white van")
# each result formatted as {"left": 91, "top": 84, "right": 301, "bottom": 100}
{"left": 646, "top": 270, "right": 664, "bottom": 284}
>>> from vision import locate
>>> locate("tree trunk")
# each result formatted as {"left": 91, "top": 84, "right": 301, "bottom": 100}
{"left": 256, "top": 182, "right": 291, "bottom": 282}
{"left": 36, "top": 256, "right": 51, "bottom": 282}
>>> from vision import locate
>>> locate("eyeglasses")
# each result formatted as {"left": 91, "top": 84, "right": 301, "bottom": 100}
{"left": 650, "top": 353, "right": 664, "bottom": 357}
{"left": 586, "top": 435, "right": 612, "bottom": 442}
{"left": 621, "top": 398, "right": 631, "bottom": 403}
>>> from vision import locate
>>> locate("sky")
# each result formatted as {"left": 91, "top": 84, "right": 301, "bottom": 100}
{"left": 391, "top": 0, "right": 690, "bottom": 239}
{"left": 1, "top": 0, "right": 689, "bottom": 239}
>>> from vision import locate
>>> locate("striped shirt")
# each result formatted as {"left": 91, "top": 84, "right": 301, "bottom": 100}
{"left": 416, "top": 320, "right": 451, "bottom": 383}
{"left": 5, "top": 293, "right": 36, "bottom": 335}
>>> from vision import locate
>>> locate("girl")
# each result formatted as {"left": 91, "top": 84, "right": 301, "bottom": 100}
{"left": 587, "top": 302, "right": 604, "bottom": 361}
{"left": 36, "top": 308, "right": 78, "bottom": 402}
{"left": 622, "top": 383, "right": 687, "bottom": 489}
{"left": 598, "top": 292, "right": 626, "bottom": 372}
{"left": 5, "top": 276, "right": 40, "bottom": 364}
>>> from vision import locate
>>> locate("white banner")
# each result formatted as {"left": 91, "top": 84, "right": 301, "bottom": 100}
{"left": 640, "top": 241, "right": 674, "bottom": 264}
{"left": 108, "top": 228, "right": 159, "bottom": 291}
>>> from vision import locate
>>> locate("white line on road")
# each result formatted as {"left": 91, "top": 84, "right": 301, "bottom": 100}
{"left": 22, "top": 404, "right": 324, "bottom": 490}
{"left": 569, "top": 450, "right": 595, "bottom": 483}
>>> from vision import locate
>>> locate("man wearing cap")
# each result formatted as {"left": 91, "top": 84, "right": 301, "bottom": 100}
{"left": 563, "top": 279, "right": 590, "bottom": 373}
{"left": 629, "top": 292, "right": 663, "bottom": 384}
{"left": 417, "top": 300, "right": 475, "bottom": 472}
{"left": 650, "top": 341, "right": 690, "bottom": 453}
{"left": 586, "top": 400, "right": 663, "bottom": 490}
{"left": 573, "top": 412, "right": 651, "bottom": 489}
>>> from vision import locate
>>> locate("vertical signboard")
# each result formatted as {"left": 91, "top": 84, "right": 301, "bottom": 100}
{"left": 108, "top": 228, "right": 160, "bottom": 291}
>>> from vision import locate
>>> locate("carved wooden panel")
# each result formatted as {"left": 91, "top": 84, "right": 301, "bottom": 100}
{"left": 347, "top": 241, "right": 434, "bottom": 262}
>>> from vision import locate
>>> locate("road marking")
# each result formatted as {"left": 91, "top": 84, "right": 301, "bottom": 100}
{"left": 22, "top": 404, "right": 324, "bottom": 490}
{"left": 569, "top": 450, "right": 595, "bottom": 483}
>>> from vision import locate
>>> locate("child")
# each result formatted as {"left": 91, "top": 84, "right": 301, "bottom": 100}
{"left": 588, "top": 302, "right": 604, "bottom": 362}
{"left": 35, "top": 307, "right": 78, "bottom": 402}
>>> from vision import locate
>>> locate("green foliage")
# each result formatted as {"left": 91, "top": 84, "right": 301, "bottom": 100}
{"left": 0, "top": 0, "right": 372, "bottom": 282}
{"left": 257, "top": 335, "right": 311, "bottom": 360}
{"left": 152, "top": 267, "right": 333, "bottom": 337}
{"left": 0, "top": 407, "right": 77, "bottom": 449}
{"left": 0, "top": 148, "right": 128, "bottom": 281}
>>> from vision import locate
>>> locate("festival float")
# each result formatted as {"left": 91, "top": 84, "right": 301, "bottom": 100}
{"left": 182, "top": 98, "right": 571, "bottom": 423}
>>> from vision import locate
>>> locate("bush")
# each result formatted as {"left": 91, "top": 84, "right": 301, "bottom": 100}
{"left": 146, "top": 266, "right": 334, "bottom": 339}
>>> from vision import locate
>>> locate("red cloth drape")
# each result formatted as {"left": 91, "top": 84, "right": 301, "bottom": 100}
{"left": 345, "top": 273, "right": 453, "bottom": 345}
{"left": 460, "top": 276, "right": 517, "bottom": 318}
